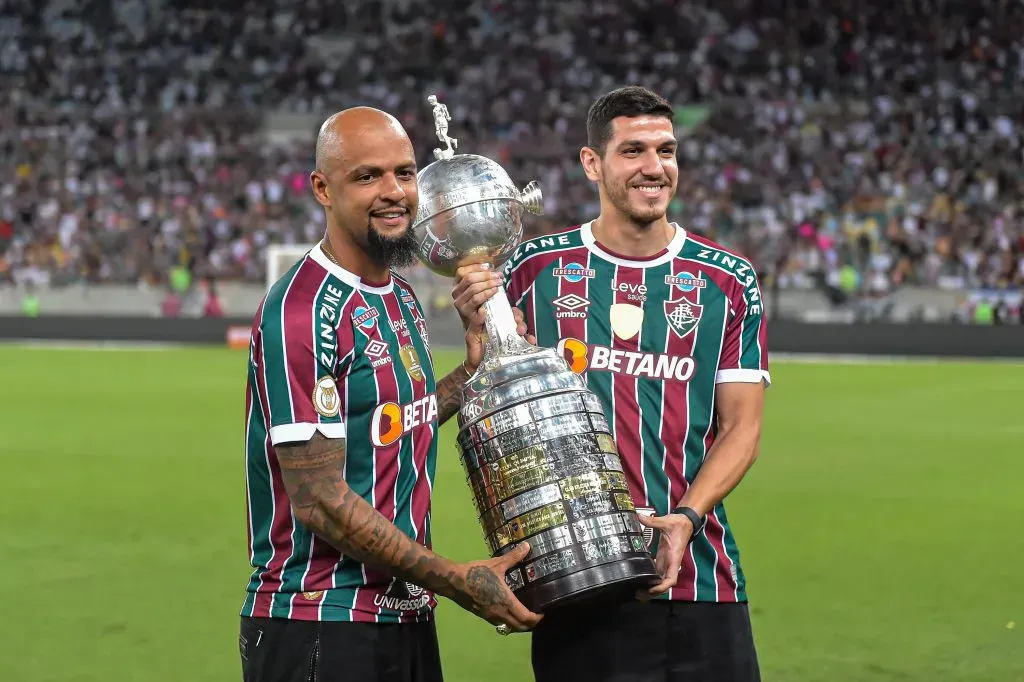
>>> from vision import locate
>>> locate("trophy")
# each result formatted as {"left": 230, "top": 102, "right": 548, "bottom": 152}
{"left": 411, "top": 95, "right": 660, "bottom": 614}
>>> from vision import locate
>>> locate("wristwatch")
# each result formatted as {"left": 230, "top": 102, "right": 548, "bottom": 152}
{"left": 671, "top": 506, "right": 706, "bottom": 539}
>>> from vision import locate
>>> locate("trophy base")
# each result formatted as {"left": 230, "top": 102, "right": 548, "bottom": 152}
{"left": 516, "top": 556, "right": 661, "bottom": 614}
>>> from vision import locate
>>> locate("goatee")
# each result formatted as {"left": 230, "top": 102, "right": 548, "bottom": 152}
{"left": 366, "top": 222, "right": 420, "bottom": 269}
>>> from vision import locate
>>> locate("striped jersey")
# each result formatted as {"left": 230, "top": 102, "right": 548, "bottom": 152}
{"left": 241, "top": 241, "right": 439, "bottom": 623}
{"left": 503, "top": 222, "right": 770, "bottom": 603}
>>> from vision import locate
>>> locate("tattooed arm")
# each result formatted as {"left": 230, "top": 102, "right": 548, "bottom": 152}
{"left": 276, "top": 432, "right": 541, "bottom": 630}
{"left": 434, "top": 287, "right": 535, "bottom": 426}
{"left": 436, "top": 363, "right": 471, "bottom": 426}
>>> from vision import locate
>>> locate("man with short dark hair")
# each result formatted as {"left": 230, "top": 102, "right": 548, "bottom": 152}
{"left": 453, "top": 86, "right": 768, "bottom": 681}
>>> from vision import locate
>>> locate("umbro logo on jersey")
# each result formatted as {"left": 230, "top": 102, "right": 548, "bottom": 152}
{"left": 664, "top": 299, "right": 703, "bottom": 339}
{"left": 553, "top": 294, "right": 590, "bottom": 319}
{"left": 364, "top": 340, "right": 392, "bottom": 368}
{"left": 554, "top": 294, "right": 589, "bottom": 310}
{"left": 365, "top": 340, "right": 388, "bottom": 357}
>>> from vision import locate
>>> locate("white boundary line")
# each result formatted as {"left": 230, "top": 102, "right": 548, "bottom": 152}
{"left": 427, "top": 345, "right": 1024, "bottom": 365}
{"left": 2, "top": 340, "right": 1023, "bottom": 365}
{"left": 0, "top": 339, "right": 191, "bottom": 351}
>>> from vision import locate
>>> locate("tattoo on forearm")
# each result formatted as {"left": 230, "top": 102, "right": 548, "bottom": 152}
{"left": 460, "top": 566, "right": 506, "bottom": 612}
{"left": 436, "top": 363, "right": 470, "bottom": 425}
{"left": 276, "top": 432, "right": 509, "bottom": 619}
{"left": 277, "top": 433, "right": 442, "bottom": 579}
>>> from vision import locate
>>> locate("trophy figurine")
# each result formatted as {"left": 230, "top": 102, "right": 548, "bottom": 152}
{"left": 411, "top": 95, "right": 660, "bottom": 614}
{"left": 427, "top": 95, "right": 457, "bottom": 160}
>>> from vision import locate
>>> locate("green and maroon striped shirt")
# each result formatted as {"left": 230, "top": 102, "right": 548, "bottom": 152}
{"left": 242, "top": 242, "right": 439, "bottom": 623}
{"left": 503, "top": 222, "right": 770, "bottom": 603}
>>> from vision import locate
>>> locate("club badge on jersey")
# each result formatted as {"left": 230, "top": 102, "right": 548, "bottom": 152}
{"left": 415, "top": 318, "right": 431, "bottom": 351}
{"left": 664, "top": 299, "right": 703, "bottom": 339}
{"left": 398, "top": 286, "right": 424, "bottom": 321}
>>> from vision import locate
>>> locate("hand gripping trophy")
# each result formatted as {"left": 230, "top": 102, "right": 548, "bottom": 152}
{"left": 411, "top": 95, "right": 659, "bottom": 624}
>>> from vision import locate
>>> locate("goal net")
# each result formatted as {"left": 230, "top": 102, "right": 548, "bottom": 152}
{"left": 266, "top": 243, "right": 316, "bottom": 290}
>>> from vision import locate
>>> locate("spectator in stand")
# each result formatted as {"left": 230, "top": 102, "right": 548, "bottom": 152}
{"left": 1, "top": 0, "right": 1023, "bottom": 319}
{"left": 203, "top": 279, "right": 224, "bottom": 318}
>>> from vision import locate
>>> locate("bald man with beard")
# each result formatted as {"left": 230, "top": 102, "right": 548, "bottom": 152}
{"left": 239, "top": 107, "right": 540, "bottom": 682}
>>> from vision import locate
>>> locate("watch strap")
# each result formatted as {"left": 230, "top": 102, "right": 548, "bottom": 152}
{"left": 671, "top": 506, "right": 705, "bottom": 537}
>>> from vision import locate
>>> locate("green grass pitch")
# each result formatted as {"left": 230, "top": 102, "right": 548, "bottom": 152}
{"left": 1, "top": 345, "right": 1022, "bottom": 681}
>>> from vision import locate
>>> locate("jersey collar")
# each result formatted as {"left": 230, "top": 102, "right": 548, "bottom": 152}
{"left": 580, "top": 221, "right": 687, "bottom": 268}
{"left": 309, "top": 240, "right": 395, "bottom": 295}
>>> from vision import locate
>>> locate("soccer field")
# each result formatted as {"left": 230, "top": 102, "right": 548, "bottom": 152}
{"left": 1, "top": 345, "right": 1022, "bottom": 682}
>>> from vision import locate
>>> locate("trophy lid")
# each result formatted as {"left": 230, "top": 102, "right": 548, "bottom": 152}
{"left": 411, "top": 95, "right": 544, "bottom": 277}
{"left": 414, "top": 94, "right": 542, "bottom": 224}
{"left": 415, "top": 154, "right": 525, "bottom": 226}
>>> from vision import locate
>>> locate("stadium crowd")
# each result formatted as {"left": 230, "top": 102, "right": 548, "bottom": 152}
{"left": 1, "top": 0, "right": 1022, "bottom": 321}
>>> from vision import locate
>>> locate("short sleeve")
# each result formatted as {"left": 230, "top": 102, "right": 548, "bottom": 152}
{"left": 716, "top": 269, "right": 771, "bottom": 386}
{"left": 259, "top": 296, "right": 349, "bottom": 446}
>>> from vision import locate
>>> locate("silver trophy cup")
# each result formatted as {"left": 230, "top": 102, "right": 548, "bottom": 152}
{"left": 411, "top": 96, "right": 660, "bottom": 613}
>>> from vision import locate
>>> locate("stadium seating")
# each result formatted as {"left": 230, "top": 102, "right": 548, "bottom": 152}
{"left": 1, "top": 0, "right": 1021, "bottom": 322}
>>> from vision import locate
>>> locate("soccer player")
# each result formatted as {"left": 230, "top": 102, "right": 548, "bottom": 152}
{"left": 240, "top": 107, "right": 540, "bottom": 682}
{"left": 452, "top": 86, "right": 769, "bottom": 681}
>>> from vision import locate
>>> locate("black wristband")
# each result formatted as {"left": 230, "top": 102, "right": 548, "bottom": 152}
{"left": 671, "top": 506, "right": 705, "bottom": 537}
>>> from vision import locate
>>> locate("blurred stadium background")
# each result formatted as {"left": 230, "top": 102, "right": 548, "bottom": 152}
{"left": 1, "top": 0, "right": 1022, "bottom": 680}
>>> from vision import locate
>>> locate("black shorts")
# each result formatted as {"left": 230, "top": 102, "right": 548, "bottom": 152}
{"left": 239, "top": 616, "right": 443, "bottom": 682}
{"left": 531, "top": 599, "right": 760, "bottom": 682}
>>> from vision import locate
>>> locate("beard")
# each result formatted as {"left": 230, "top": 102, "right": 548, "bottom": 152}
{"left": 366, "top": 221, "right": 420, "bottom": 269}
{"left": 605, "top": 180, "right": 668, "bottom": 226}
